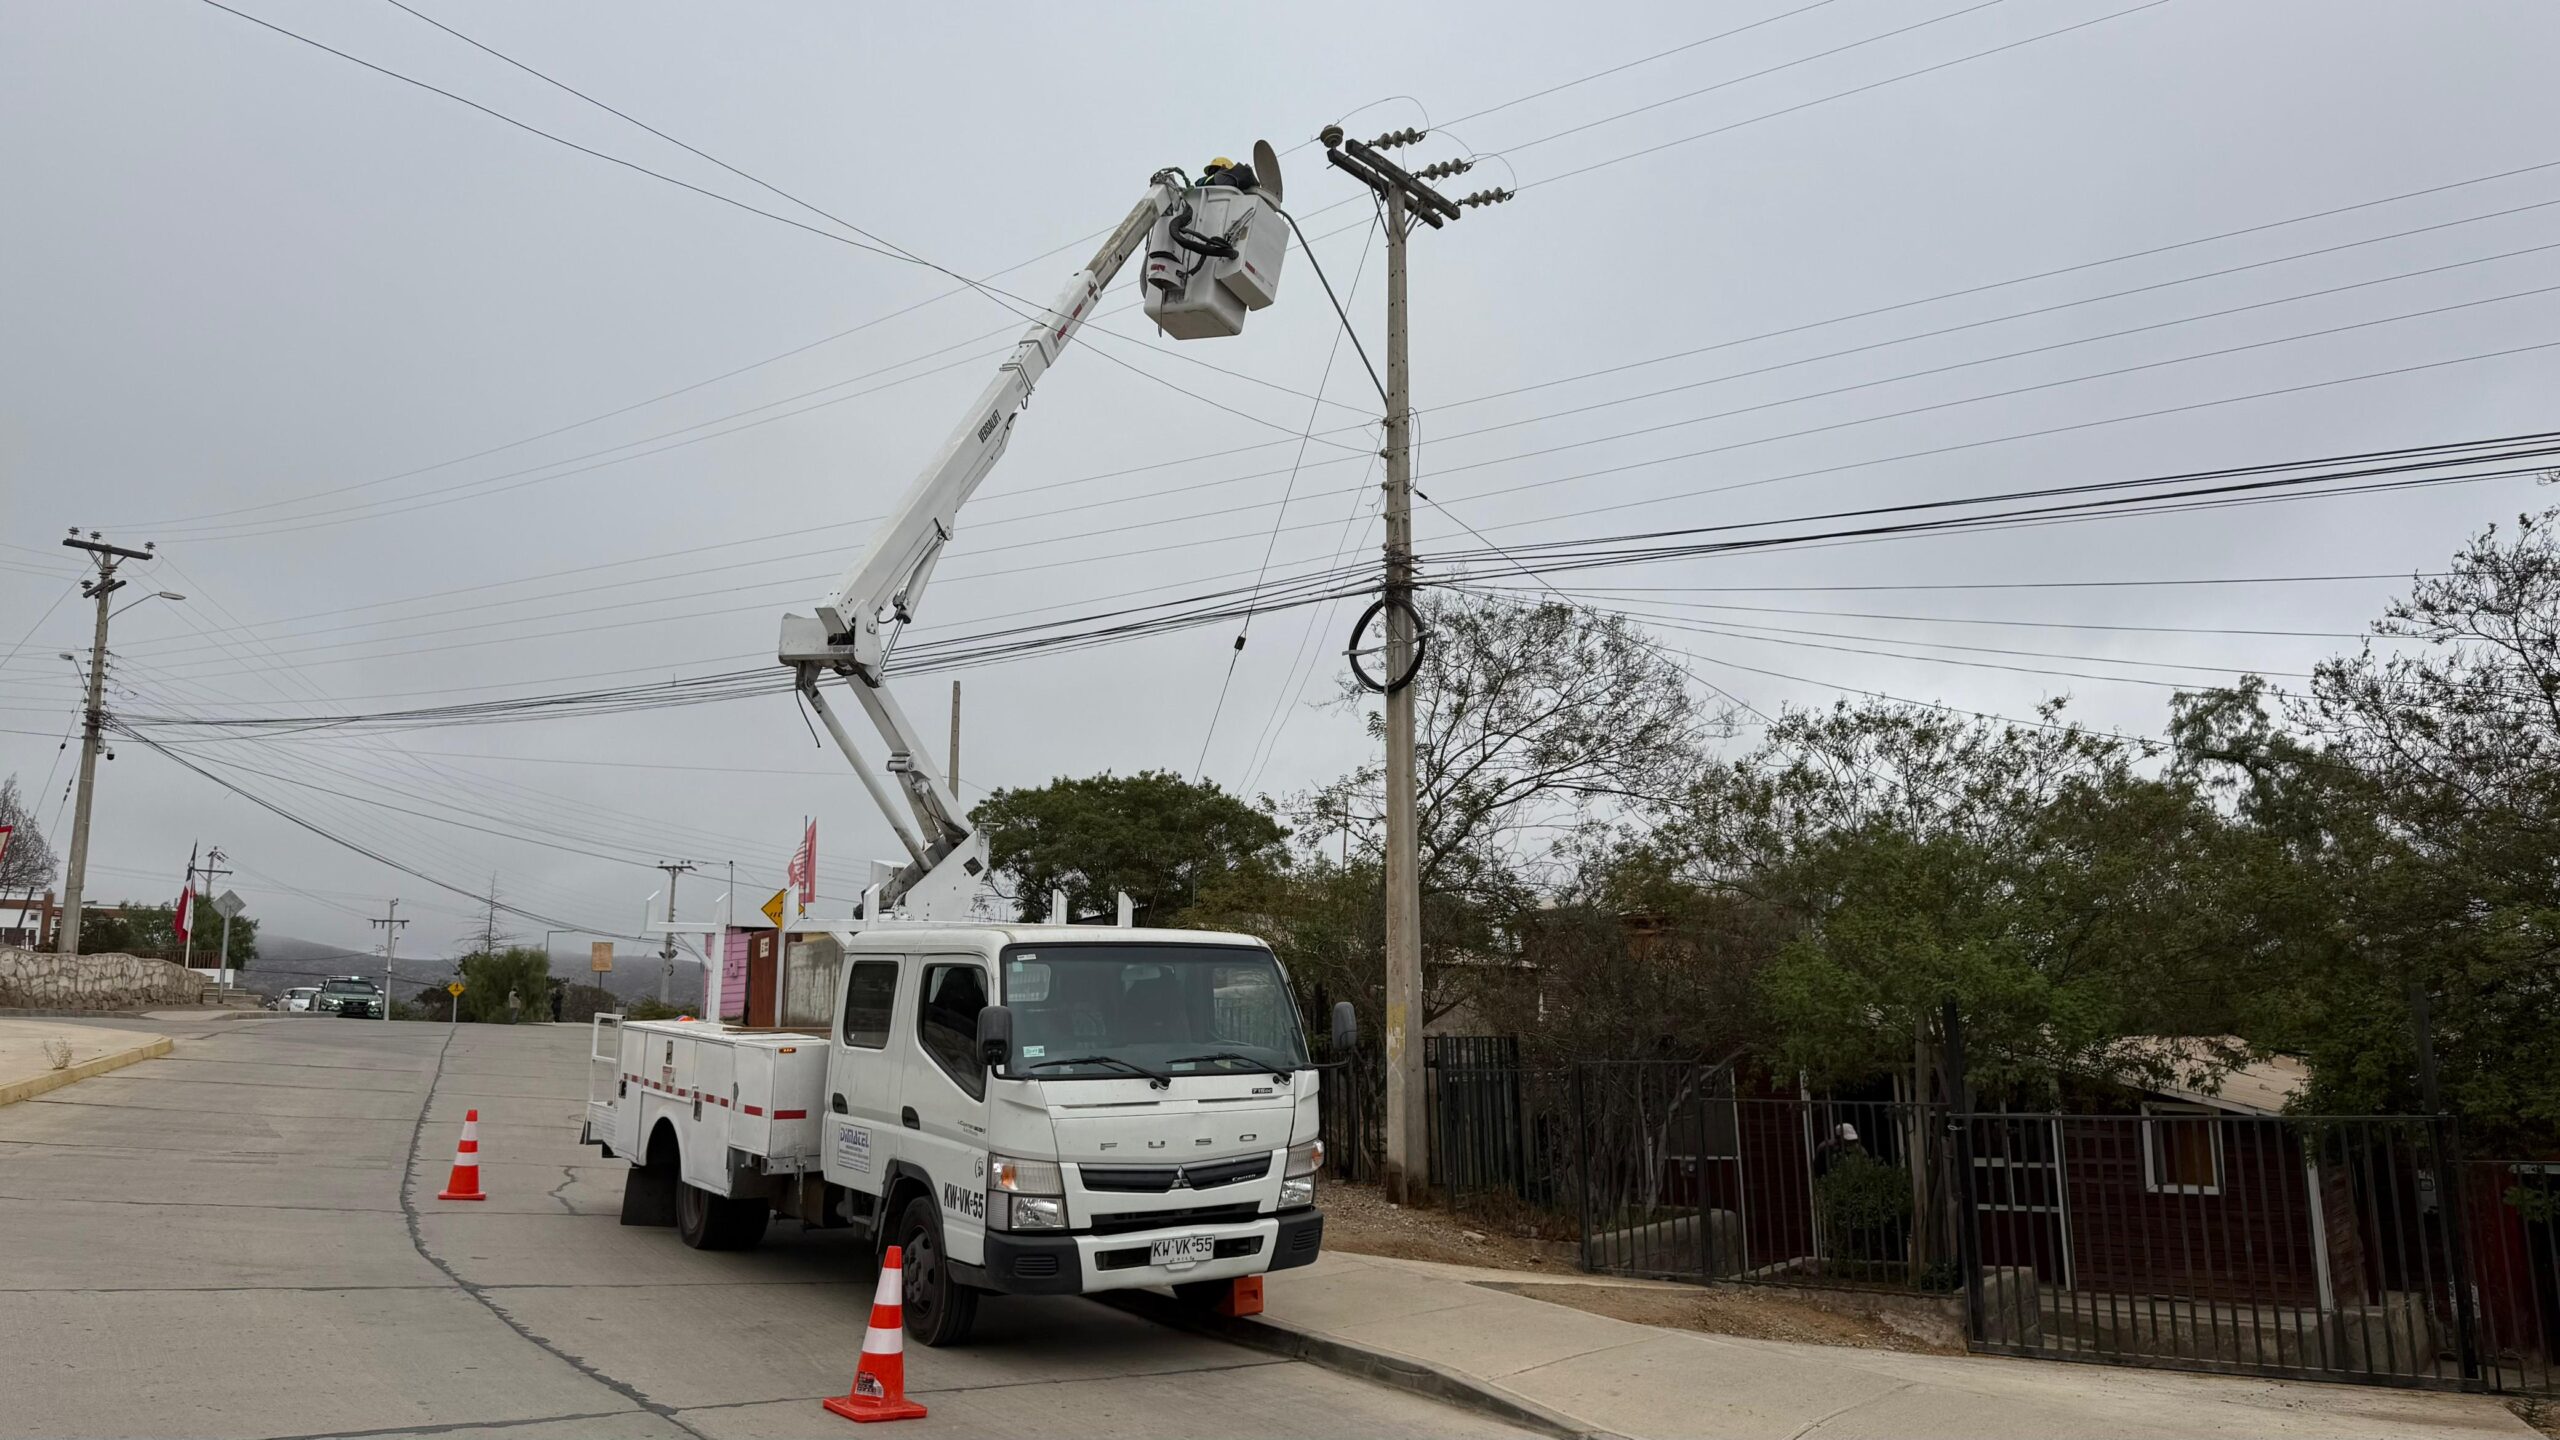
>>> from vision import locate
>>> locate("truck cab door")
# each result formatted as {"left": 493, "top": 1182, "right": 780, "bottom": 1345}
{"left": 906, "top": 956, "right": 995, "bottom": 1257}
{"left": 824, "top": 954, "right": 905, "bottom": 1200}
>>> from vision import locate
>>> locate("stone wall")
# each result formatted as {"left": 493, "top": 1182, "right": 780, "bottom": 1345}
{"left": 0, "top": 948, "right": 209, "bottom": 1011}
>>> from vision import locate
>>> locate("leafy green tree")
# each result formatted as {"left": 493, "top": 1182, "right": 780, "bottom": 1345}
{"left": 2176, "top": 513, "right": 2560, "bottom": 1146}
{"left": 1652, "top": 700, "right": 2254, "bottom": 1095}
{"left": 456, "top": 947, "right": 552, "bottom": 1023}
{"left": 74, "top": 895, "right": 257, "bottom": 970}
{"left": 974, "top": 770, "right": 1287, "bottom": 922}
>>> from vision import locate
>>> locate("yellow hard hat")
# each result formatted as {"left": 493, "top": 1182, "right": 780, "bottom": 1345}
{"left": 1207, "top": 156, "right": 1234, "bottom": 170}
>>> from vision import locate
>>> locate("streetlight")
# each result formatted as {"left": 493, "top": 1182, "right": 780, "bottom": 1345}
{"left": 109, "top": 590, "right": 185, "bottom": 619}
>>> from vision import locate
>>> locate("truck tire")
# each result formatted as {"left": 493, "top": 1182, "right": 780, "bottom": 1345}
{"left": 675, "top": 1181, "right": 770, "bottom": 1251}
{"left": 619, "top": 1126, "right": 681, "bottom": 1227}
{"left": 895, "top": 1195, "right": 979, "bottom": 1347}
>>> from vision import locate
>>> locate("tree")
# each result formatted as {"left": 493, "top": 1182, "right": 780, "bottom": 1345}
{"left": 1278, "top": 593, "right": 1721, "bottom": 1029}
{"left": 973, "top": 770, "right": 1287, "bottom": 922}
{"left": 1652, "top": 700, "right": 2254, "bottom": 1095}
{"left": 2174, "top": 513, "right": 2560, "bottom": 1145}
{"left": 1304, "top": 594, "right": 1719, "bottom": 909}
{"left": 456, "top": 947, "right": 552, "bottom": 1024}
{"left": 72, "top": 895, "right": 257, "bottom": 970}
{"left": 0, "top": 775, "right": 60, "bottom": 898}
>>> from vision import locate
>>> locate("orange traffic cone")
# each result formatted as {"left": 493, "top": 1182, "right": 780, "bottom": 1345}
{"left": 436, "top": 1108, "right": 487, "bottom": 1201}
{"left": 822, "top": 1245, "right": 928, "bottom": 1423}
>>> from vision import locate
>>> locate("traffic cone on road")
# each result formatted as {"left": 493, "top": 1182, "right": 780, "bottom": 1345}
{"left": 822, "top": 1245, "right": 928, "bottom": 1423}
{"left": 436, "top": 1109, "right": 487, "bottom": 1201}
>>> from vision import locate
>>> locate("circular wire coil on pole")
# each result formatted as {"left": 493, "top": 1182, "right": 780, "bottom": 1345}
{"left": 1346, "top": 595, "right": 1427, "bottom": 693}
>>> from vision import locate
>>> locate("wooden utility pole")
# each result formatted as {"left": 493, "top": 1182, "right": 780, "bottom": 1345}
{"left": 654, "top": 860, "right": 695, "bottom": 1004}
{"left": 54, "top": 532, "right": 158, "bottom": 956}
{"left": 1320, "top": 125, "right": 1509, "bottom": 1205}
{"left": 370, "top": 898, "right": 407, "bottom": 998}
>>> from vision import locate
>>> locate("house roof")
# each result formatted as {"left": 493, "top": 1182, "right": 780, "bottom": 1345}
{"left": 2109, "top": 1036, "right": 2310, "bottom": 1115}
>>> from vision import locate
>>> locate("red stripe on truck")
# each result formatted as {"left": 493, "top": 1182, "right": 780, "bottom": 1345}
{"left": 742, "top": 1104, "right": 764, "bottom": 1116}
{"left": 773, "top": 1109, "right": 807, "bottom": 1120}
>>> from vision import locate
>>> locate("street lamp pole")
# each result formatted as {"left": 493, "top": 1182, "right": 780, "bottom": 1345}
{"left": 54, "top": 527, "right": 174, "bottom": 957}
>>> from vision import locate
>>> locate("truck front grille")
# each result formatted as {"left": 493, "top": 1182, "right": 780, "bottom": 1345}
{"left": 1087, "top": 1201, "right": 1261, "bottom": 1236}
{"left": 1079, "top": 1154, "right": 1271, "bottom": 1194}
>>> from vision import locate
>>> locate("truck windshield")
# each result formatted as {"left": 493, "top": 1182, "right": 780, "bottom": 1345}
{"left": 998, "top": 943, "right": 1308, "bottom": 1079}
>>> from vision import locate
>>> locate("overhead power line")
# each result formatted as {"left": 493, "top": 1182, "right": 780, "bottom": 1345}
{"left": 99, "top": 430, "right": 2553, "bottom": 737}
{"left": 150, "top": 0, "right": 2163, "bottom": 546}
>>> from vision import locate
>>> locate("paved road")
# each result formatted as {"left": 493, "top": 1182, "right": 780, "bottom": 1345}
{"left": 0, "top": 1014, "right": 1526, "bottom": 1440}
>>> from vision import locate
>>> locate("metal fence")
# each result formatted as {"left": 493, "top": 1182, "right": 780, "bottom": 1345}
{"left": 1318, "top": 1034, "right": 1525, "bottom": 1190}
{"left": 1956, "top": 1111, "right": 2558, "bottom": 1395}
{"left": 1315, "top": 1039, "right": 2558, "bottom": 1396}
{"left": 1566, "top": 1064, "right": 1958, "bottom": 1291}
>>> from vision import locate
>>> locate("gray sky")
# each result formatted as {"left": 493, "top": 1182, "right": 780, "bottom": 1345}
{"left": 5, "top": 0, "right": 2556, "bottom": 963}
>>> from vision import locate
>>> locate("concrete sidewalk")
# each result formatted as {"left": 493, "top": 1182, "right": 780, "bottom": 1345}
{"left": 1236, "top": 1251, "right": 2533, "bottom": 1439}
{"left": 0, "top": 1017, "right": 171, "bottom": 1106}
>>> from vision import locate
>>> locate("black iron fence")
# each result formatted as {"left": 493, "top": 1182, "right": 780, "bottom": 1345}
{"left": 1318, "top": 1034, "right": 1528, "bottom": 1192}
{"left": 1318, "top": 1044, "right": 2558, "bottom": 1396}
{"left": 1956, "top": 1111, "right": 2558, "bottom": 1395}
{"left": 1567, "top": 1064, "right": 1958, "bottom": 1291}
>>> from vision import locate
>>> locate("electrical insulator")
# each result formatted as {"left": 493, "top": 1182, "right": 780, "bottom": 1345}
{"left": 1415, "top": 158, "right": 1473, "bottom": 182}
{"left": 1458, "top": 188, "right": 1514, "bottom": 208}
{"left": 1368, "top": 126, "right": 1427, "bottom": 149}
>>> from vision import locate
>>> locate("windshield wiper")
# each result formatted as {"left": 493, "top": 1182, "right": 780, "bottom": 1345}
{"left": 1021, "top": 1054, "right": 1171, "bottom": 1088}
{"left": 1167, "top": 1052, "right": 1295, "bottom": 1082}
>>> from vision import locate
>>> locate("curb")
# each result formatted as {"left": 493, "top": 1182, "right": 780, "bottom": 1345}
{"left": 1096, "top": 1288, "right": 1618, "bottom": 1440}
{"left": 0, "top": 1034, "right": 174, "bottom": 1107}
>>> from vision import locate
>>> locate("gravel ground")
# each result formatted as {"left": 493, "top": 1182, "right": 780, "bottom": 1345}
{"left": 1321, "top": 1180, "right": 1959, "bottom": 1354}
{"left": 1476, "top": 1280, "right": 1960, "bottom": 1354}
{"left": 1319, "top": 1181, "right": 1579, "bottom": 1272}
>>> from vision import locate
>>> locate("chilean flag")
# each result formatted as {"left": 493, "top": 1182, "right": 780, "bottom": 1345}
{"left": 173, "top": 844, "right": 196, "bottom": 946}
{"left": 787, "top": 820, "right": 816, "bottom": 915}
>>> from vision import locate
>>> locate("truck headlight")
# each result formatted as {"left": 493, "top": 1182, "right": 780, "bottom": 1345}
{"left": 1008, "top": 1195, "right": 1065, "bottom": 1230}
{"left": 988, "top": 1154, "right": 1063, "bottom": 1194}
{"left": 1280, "top": 1140, "right": 1322, "bottom": 1208}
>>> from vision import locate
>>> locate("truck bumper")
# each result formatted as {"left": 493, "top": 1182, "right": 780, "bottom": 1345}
{"left": 973, "top": 1209, "right": 1323, "bottom": 1297}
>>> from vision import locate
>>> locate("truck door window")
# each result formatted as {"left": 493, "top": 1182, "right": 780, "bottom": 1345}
{"left": 840, "top": 960, "right": 899, "bottom": 1049}
{"left": 917, "top": 963, "right": 988, "bottom": 1101}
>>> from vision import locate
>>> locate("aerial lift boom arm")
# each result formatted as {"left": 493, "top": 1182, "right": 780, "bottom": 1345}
{"left": 779, "top": 153, "right": 1288, "bottom": 918}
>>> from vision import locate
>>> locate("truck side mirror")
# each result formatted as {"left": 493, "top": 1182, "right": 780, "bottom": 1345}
{"left": 1330, "top": 1001, "right": 1358, "bottom": 1056}
{"left": 976, "top": 1004, "right": 1014, "bottom": 1072}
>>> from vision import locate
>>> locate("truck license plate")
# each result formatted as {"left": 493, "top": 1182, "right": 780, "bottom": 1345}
{"left": 1150, "top": 1234, "right": 1214, "bottom": 1267}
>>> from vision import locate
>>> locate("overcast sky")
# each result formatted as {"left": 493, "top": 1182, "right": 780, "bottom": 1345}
{"left": 5, "top": 0, "right": 2556, "bottom": 966}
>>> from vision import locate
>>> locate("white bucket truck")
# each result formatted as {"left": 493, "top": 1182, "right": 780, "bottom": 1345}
{"left": 581, "top": 147, "right": 1358, "bottom": 1344}
{"left": 585, "top": 925, "right": 1355, "bottom": 1343}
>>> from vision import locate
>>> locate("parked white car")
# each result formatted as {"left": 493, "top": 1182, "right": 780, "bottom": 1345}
{"left": 284, "top": 986, "right": 320, "bottom": 1013}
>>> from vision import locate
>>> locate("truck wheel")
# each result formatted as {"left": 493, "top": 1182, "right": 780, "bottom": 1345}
{"left": 712, "top": 1196, "right": 771, "bottom": 1251}
{"left": 895, "top": 1195, "right": 978, "bottom": 1347}
{"left": 676, "top": 1180, "right": 771, "bottom": 1251}
{"left": 619, "top": 1127, "right": 680, "bottom": 1227}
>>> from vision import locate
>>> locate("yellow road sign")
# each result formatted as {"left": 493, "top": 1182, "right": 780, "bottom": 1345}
{"left": 590, "top": 940, "right": 614, "bottom": 973}
{"left": 446, "top": 982, "right": 465, "bottom": 996}
{"left": 761, "top": 888, "right": 788, "bottom": 929}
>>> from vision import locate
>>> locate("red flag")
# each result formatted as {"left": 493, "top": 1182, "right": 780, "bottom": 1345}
{"left": 787, "top": 820, "right": 816, "bottom": 910}
{"left": 0, "top": 825, "right": 14, "bottom": 868}
{"left": 174, "top": 844, "right": 197, "bottom": 945}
